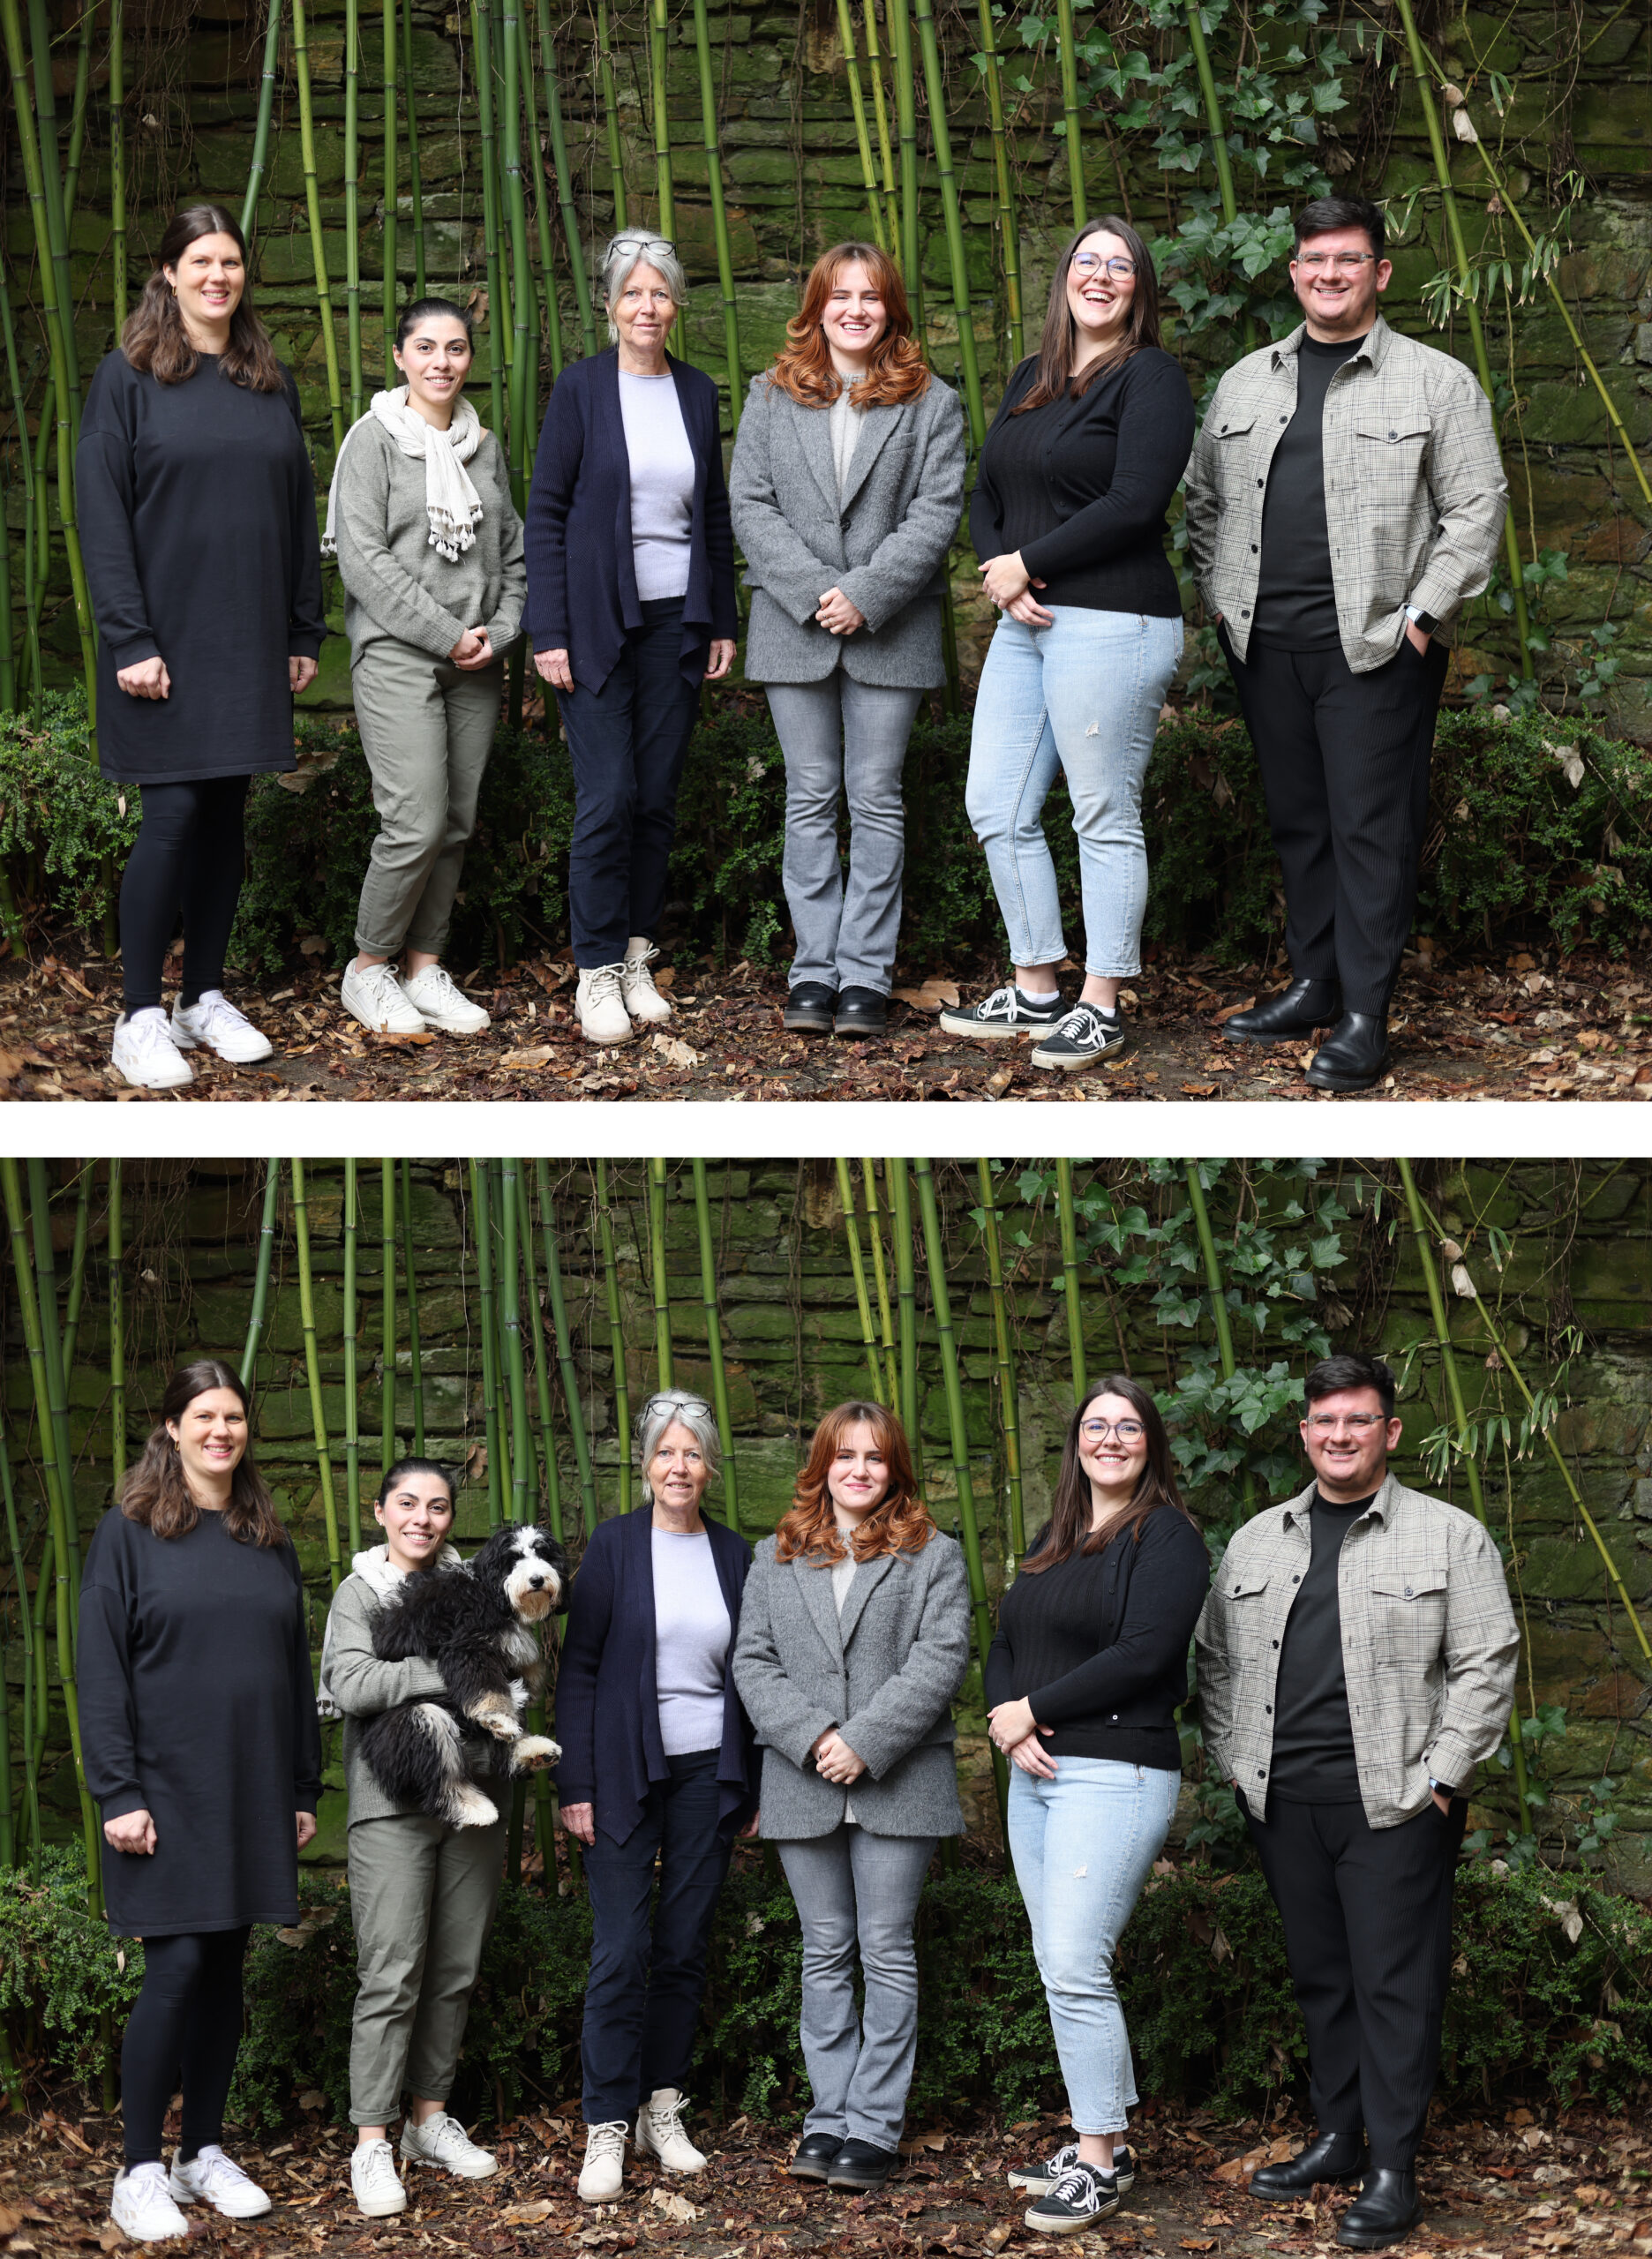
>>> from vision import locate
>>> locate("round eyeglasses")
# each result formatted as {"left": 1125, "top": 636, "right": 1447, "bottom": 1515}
{"left": 1294, "top": 251, "right": 1376, "bottom": 274}
{"left": 1080, "top": 1417, "right": 1145, "bottom": 1444}
{"left": 643, "top": 1392, "right": 712, "bottom": 1422}
{"left": 1071, "top": 252, "right": 1137, "bottom": 281}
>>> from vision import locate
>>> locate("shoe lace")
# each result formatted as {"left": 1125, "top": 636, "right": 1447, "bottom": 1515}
{"left": 190, "top": 991, "right": 250, "bottom": 1035}
{"left": 194, "top": 2149, "right": 254, "bottom": 2195}
{"left": 357, "top": 2143, "right": 400, "bottom": 2189}
{"left": 650, "top": 2093, "right": 689, "bottom": 2142}
{"left": 588, "top": 2120, "right": 628, "bottom": 2158}
{"left": 624, "top": 944, "right": 660, "bottom": 987}
{"left": 360, "top": 962, "right": 407, "bottom": 1012}
{"left": 1047, "top": 2163, "right": 1103, "bottom": 2207}
{"left": 584, "top": 964, "right": 627, "bottom": 1007}
{"left": 980, "top": 984, "right": 1017, "bottom": 1017}
{"left": 124, "top": 1009, "right": 176, "bottom": 1054}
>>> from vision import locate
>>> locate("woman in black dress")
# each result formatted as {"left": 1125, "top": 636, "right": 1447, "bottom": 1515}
{"left": 79, "top": 1359, "right": 322, "bottom": 2244}
{"left": 77, "top": 203, "right": 326, "bottom": 1092}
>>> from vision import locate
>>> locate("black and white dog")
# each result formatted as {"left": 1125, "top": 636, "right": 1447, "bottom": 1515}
{"left": 357, "top": 1525, "right": 567, "bottom": 1828}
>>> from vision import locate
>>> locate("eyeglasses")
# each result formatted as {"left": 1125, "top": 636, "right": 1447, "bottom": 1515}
{"left": 610, "top": 233, "right": 675, "bottom": 257}
{"left": 1295, "top": 251, "right": 1376, "bottom": 273}
{"left": 643, "top": 1392, "right": 711, "bottom": 1422}
{"left": 1071, "top": 252, "right": 1137, "bottom": 281}
{"left": 1305, "top": 1413, "right": 1385, "bottom": 1433}
{"left": 1080, "top": 1417, "right": 1145, "bottom": 1444}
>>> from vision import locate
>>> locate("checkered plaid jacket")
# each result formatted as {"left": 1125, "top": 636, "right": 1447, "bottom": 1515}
{"left": 1193, "top": 1471, "right": 1520, "bottom": 1829}
{"left": 1183, "top": 314, "right": 1507, "bottom": 673}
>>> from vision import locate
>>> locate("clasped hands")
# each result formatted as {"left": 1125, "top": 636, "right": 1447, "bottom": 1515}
{"left": 105, "top": 1807, "right": 316, "bottom": 1855}
{"left": 988, "top": 1695, "right": 1057, "bottom": 1779}
{"left": 980, "top": 552, "right": 1053, "bottom": 628}
{"left": 810, "top": 1725, "right": 867, "bottom": 1785}
{"left": 815, "top": 586, "right": 865, "bottom": 637}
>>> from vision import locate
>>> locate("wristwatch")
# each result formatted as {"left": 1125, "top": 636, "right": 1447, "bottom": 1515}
{"left": 1406, "top": 604, "right": 1439, "bottom": 635}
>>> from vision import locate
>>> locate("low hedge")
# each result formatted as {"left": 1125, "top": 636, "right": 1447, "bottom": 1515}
{"left": 5, "top": 1848, "right": 1649, "bottom": 2128}
{"left": 1, "top": 691, "right": 1650, "bottom": 973}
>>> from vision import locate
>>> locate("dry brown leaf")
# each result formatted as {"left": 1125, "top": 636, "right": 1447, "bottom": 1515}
{"left": 1182, "top": 1082, "right": 1216, "bottom": 1096}
{"left": 1213, "top": 997, "right": 1256, "bottom": 1024}
{"left": 0, "top": 1049, "right": 25, "bottom": 1078}
{"left": 891, "top": 979, "right": 960, "bottom": 1012}
{"left": 984, "top": 1066, "right": 1015, "bottom": 1099}
{"left": 902, "top": 2129, "right": 947, "bottom": 2153}
{"left": 1181, "top": 2240, "right": 1217, "bottom": 2249}
{"left": 650, "top": 2188, "right": 699, "bottom": 2222}
{"left": 499, "top": 2201, "right": 557, "bottom": 2226}
{"left": 499, "top": 1046, "right": 554, "bottom": 1069}
{"left": 99, "top": 2224, "right": 129, "bottom": 2252}
{"left": 651, "top": 1032, "right": 702, "bottom": 1069}
{"left": 0, "top": 2206, "right": 23, "bottom": 2238}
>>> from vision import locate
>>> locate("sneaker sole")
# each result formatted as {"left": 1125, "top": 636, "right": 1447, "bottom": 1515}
{"left": 402, "top": 2155, "right": 496, "bottom": 2179}
{"left": 1028, "top": 1039, "right": 1130, "bottom": 1073}
{"left": 356, "top": 2193, "right": 409, "bottom": 2218}
{"left": 936, "top": 1015, "right": 1054, "bottom": 1042}
{"left": 1024, "top": 2200, "right": 1121, "bottom": 2235}
{"left": 581, "top": 1024, "right": 638, "bottom": 1046}
{"left": 341, "top": 996, "right": 426, "bottom": 1038}
{"left": 113, "top": 1058, "right": 193, "bottom": 1089}
{"left": 409, "top": 1015, "right": 489, "bottom": 1036}
{"left": 170, "top": 1025, "right": 274, "bottom": 1063}
{"left": 1010, "top": 2164, "right": 1133, "bottom": 2196}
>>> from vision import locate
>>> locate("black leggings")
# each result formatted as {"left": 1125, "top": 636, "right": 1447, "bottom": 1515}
{"left": 119, "top": 776, "right": 251, "bottom": 1013}
{"left": 120, "top": 1926, "right": 252, "bottom": 2166}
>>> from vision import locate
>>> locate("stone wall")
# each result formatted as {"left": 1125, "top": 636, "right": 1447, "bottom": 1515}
{"left": 6, "top": 1155, "right": 1651, "bottom": 1890}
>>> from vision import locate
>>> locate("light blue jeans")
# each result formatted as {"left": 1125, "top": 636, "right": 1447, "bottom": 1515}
{"left": 965, "top": 608, "right": 1183, "bottom": 976}
{"left": 1007, "top": 1759, "right": 1181, "bottom": 2135}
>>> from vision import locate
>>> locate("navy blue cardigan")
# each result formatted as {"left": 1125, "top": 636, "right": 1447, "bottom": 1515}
{"left": 523, "top": 349, "right": 739, "bottom": 694}
{"left": 553, "top": 1505, "right": 758, "bottom": 1847}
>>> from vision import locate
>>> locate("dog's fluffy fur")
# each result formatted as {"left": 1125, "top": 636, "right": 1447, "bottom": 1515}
{"left": 357, "top": 1525, "right": 567, "bottom": 1828}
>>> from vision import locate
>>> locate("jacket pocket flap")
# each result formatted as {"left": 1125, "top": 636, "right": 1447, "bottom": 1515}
{"left": 1213, "top": 414, "right": 1258, "bottom": 438}
{"left": 1356, "top": 416, "right": 1432, "bottom": 443}
{"left": 1370, "top": 1571, "right": 1448, "bottom": 1598}
{"left": 1224, "top": 1571, "right": 1271, "bottom": 1598}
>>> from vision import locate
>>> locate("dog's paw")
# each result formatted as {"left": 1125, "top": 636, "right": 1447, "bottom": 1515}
{"left": 511, "top": 1735, "right": 561, "bottom": 1775}
{"left": 467, "top": 1692, "right": 522, "bottom": 1739}
{"left": 446, "top": 1783, "right": 503, "bottom": 1829}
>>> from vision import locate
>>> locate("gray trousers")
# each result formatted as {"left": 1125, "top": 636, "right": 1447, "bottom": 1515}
{"left": 347, "top": 1811, "right": 506, "bottom": 2124}
{"left": 777, "top": 1825, "right": 936, "bottom": 2152}
{"left": 765, "top": 675, "right": 924, "bottom": 996}
{"left": 351, "top": 635, "right": 505, "bottom": 959}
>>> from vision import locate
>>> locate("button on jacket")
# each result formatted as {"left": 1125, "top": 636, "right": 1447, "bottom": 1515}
{"left": 1193, "top": 1471, "right": 1518, "bottom": 1828}
{"left": 1182, "top": 314, "right": 1506, "bottom": 673}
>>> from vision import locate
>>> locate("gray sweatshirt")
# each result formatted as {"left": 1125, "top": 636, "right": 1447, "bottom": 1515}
{"left": 324, "top": 1568, "right": 501, "bottom": 1826}
{"left": 331, "top": 417, "right": 528, "bottom": 665}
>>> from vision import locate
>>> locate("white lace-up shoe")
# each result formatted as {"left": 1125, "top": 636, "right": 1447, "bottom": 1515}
{"left": 576, "top": 962, "right": 635, "bottom": 1046}
{"left": 577, "top": 2120, "right": 629, "bottom": 2203}
{"left": 400, "top": 2111, "right": 498, "bottom": 2179}
{"left": 111, "top": 1009, "right": 193, "bottom": 1090}
{"left": 342, "top": 957, "right": 427, "bottom": 1034}
{"left": 351, "top": 2138, "right": 408, "bottom": 2218}
{"left": 620, "top": 938, "right": 672, "bottom": 1025}
{"left": 170, "top": 988, "right": 274, "bottom": 1064}
{"left": 109, "top": 2162, "right": 191, "bottom": 2242}
{"left": 635, "top": 2088, "right": 707, "bottom": 2174}
{"left": 168, "top": 2143, "right": 273, "bottom": 2218}
{"left": 400, "top": 964, "right": 491, "bottom": 1035}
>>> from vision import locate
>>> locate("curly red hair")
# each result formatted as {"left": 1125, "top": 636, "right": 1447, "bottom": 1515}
{"left": 773, "top": 1400, "right": 935, "bottom": 1562}
{"left": 763, "top": 243, "right": 930, "bottom": 410}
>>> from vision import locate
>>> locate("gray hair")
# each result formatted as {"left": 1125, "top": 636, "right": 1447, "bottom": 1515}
{"left": 636, "top": 1389, "right": 721, "bottom": 1501}
{"left": 602, "top": 232, "right": 688, "bottom": 343}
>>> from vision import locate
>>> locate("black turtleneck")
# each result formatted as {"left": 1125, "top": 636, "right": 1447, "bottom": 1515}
{"left": 1268, "top": 1488, "right": 1376, "bottom": 1804}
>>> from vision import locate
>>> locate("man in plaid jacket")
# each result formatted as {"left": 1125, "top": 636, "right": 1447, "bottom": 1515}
{"left": 1195, "top": 1353, "right": 1519, "bottom": 2250}
{"left": 1183, "top": 196, "right": 1506, "bottom": 1092}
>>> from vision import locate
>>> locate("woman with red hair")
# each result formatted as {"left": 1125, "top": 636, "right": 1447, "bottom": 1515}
{"left": 732, "top": 1403, "right": 969, "bottom": 2193}
{"left": 730, "top": 245, "right": 965, "bottom": 1039}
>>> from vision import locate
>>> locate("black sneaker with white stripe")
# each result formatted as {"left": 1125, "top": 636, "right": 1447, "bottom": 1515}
{"left": 1030, "top": 1001, "right": 1130, "bottom": 1071}
{"left": 1009, "top": 2142, "right": 1134, "bottom": 2196}
{"left": 1024, "top": 2160, "right": 1122, "bottom": 2234}
{"left": 938, "top": 983, "right": 1065, "bottom": 1041}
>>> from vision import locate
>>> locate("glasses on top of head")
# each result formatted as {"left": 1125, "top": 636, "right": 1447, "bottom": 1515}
{"left": 1071, "top": 252, "right": 1137, "bottom": 281}
{"left": 612, "top": 233, "right": 675, "bottom": 256}
{"left": 1080, "top": 1417, "right": 1145, "bottom": 1444}
{"left": 1294, "top": 251, "right": 1376, "bottom": 274}
{"left": 1305, "top": 1412, "right": 1385, "bottom": 1433}
{"left": 644, "top": 1392, "right": 712, "bottom": 1422}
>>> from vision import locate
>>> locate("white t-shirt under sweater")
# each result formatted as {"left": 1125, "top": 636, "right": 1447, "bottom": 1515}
{"left": 618, "top": 370, "right": 695, "bottom": 602}
{"left": 652, "top": 1525, "right": 732, "bottom": 1756}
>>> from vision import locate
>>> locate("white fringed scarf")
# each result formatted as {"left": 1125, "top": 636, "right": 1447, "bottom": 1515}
{"left": 323, "top": 386, "right": 486, "bottom": 563}
{"left": 314, "top": 1540, "right": 467, "bottom": 1718}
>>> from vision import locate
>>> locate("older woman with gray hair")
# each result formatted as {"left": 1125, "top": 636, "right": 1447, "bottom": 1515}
{"left": 525, "top": 236, "right": 738, "bottom": 1047}
{"left": 554, "top": 1388, "right": 758, "bottom": 2206}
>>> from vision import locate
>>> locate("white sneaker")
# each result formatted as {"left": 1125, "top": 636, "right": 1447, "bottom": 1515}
{"left": 111, "top": 1008, "right": 193, "bottom": 1090}
{"left": 109, "top": 2162, "right": 191, "bottom": 2242}
{"left": 168, "top": 2143, "right": 273, "bottom": 2218}
{"left": 577, "top": 2119, "right": 629, "bottom": 2203}
{"left": 342, "top": 957, "right": 427, "bottom": 1034}
{"left": 400, "top": 963, "right": 491, "bottom": 1035}
{"left": 635, "top": 2087, "right": 707, "bottom": 2174}
{"left": 620, "top": 937, "right": 672, "bottom": 1025}
{"left": 351, "top": 2137, "right": 408, "bottom": 2218}
{"left": 400, "top": 2110, "right": 498, "bottom": 2179}
{"left": 170, "top": 988, "right": 274, "bottom": 1064}
{"left": 576, "top": 962, "right": 635, "bottom": 1046}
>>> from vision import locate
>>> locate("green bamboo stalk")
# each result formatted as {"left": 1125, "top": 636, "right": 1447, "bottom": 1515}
{"left": 835, "top": 1159, "right": 887, "bottom": 1407}
{"left": 1053, "top": 0, "right": 1085, "bottom": 225}
{"left": 975, "top": 1159, "right": 1025, "bottom": 1561}
{"left": 239, "top": 1160, "right": 282, "bottom": 1387}
{"left": 109, "top": 0, "right": 126, "bottom": 316}
{"left": 26, "top": 1160, "right": 79, "bottom": 1593}
{"left": 0, "top": 1651, "right": 14, "bottom": 1870}
{"left": 1183, "top": 1160, "right": 1255, "bottom": 1518}
{"left": 345, "top": 0, "right": 364, "bottom": 422}
{"left": 26, "top": 0, "right": 80, "bottom": 425}
{"left": 380, "top": 1159, "right": 398, "bottom": 1473}
{"left": 470, "top": 1161, "right": 505, "bottom": 1531}
{"left": 888, "top": 1158, "right": 922, "bottom": 1484}
{"left": 1394, "top": 1158, "right": 1532, "bottom": 1832}
{"left": 887, "top": 0, "right": 920, "bottom": 309}
{"left": 402, "top": 1159, "right": 424, "bottom": 1454}
{"left": 61, "top": 0, "right": 94, "bottom": 226}
{"left": 382, "top": 0, "right": 400, "bottom": 383}
{"left": 290, "top": 0, "right": 345, "bottom": 451}
{"left": 691, "top": 1160, "right": 742, "bottom": 1535}
{"left": 289, "top": 1162, "right": 343, "bottom": 1591}
{"left": 106, "top": 1160, "right": 124, "bottom": 1488}
{"left": 912, "top": 0, "right": 983, "bottom": 443}
{"left": 0, "top": 270, "right": 42, "bottom": 709}
{"left": 489, "top": 1158, "right": 518, "bottom": 1512}
{"left": 500, "top": 1159, "right": 533, "bottom": 1524}
{"left": 536, "top": 1161, "right": 597, "bottom": 1535}
{"left": 519, "top": 6, "right": 564, "bottom": 382}
{"left": 974, "top": 0, "right": 1023, "bottom": 361}
{"left": 59, "top": 1166, "right": 91, "bottom": 1376}
{"left": 862, "top": 0, "right": 899, "bottom": 274}
{"left": 519, "top": 1186, "right": 563, "bottom": 1537}
{"left": 596, "top": 1160, "right": 632, "bottom": 1515}
{"left": 861, "top": 1158, "right": 900, "bottom": 1407}
{"left": 28, "top": 1521, "right": 51, "bottom": 1873}
{"left": 1055, "top": 1158, "right": 1086, "bottom": 1402}
{"left": 597, "top": 0, "right": 628, "bottom": 230}
{"left": 0, "top": 1416, "right": 41, "bottom": 1867}
{"left": 649, "top": 0, "right": 674, "bottom": 238}
{"left": 834, "top": 0, "right": 886, "bottom": 250}
{"left": 242, "top": 0, "right": 283, "bottom": 243}
{"left": 649, "top": 1158, "right": 675, "bottom": 1390}
{"left": 499, "top": 0, "right": 534, "bottom": 501}
{"left": 537, "top": 0, "right": 597, "bottom": 355}
{"left": 0, "top": 462, "right": 16, "bottom": 717}
{"left": 470, "top": 0, "right": 507, "bottom": 438}
{"left": 402, "top": 0, "right": 427, "bottom": 299}
{"left": 1182, "top": 4, "right": 1242, "bottom": 269}
{"left": 343, "top": 1160, "right": 362, "bottom": 1555}
{"left": 691, "top": 0, "right": 743, "bottom": 427}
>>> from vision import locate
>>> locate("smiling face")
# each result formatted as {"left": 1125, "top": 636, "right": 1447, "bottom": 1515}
{"left": 648, "top": 1419, "right": 712, "bottom": 1522}
{"left": 821, "top": 259, "right": 888, "bottom": 371}
{"left": 1077, "top": 1392, "right": 1150, "bottom": 1514}
{"left": 375, "top": 1467, "right": 455, "bottom": 1575}
{"left": 825, "top": 1419, "right": 890, "bottom": 1526}
{"left": 166, "top": 1385, "right": 248, "bottom": 1502}
{"left": 394, "top": 314, "right": 473, "bottom": 429}
{"left": 163, "top": 230, "right": 245, "bottom": 343}
{"left": 1290, "top": 224, "right": 1391, "bottom": 341}
{"left": 1065, "top": 229, "right": 1137, "bottom": 354}
{"left": 611, "top": 260, "right": 678, "bottom": 368}
{"left": 1301, "top": 1385, "right": 1401, "bottom": 1500}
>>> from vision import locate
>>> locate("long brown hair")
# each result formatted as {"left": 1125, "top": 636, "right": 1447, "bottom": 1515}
{"left": 122, "top": 205, "right": 286, "bottom": 393}
{"left": 1010, "top": 215, "right": 1164, "bottom": 416}
{"left": 1017, "top": 1375, "right": 1194, "bottom": 1572}
{"left": 765, "top": 242, "right": 930, "bottom": 410}
{"left": 774, "top": 1400, "right": 935, "bottom": 1563}
{"left": 119, "top": 1359, "right": 287, "bottom": 1546}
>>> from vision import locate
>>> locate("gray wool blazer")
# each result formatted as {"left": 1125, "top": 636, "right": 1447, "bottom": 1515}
{"left": 729, "top": 372, "right": 967, "bottom": 689}
{"left": 731, "top": 1531, "right": 971, "bottom": 1840}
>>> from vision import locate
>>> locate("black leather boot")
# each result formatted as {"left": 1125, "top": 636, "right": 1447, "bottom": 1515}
{"left": 1336, "top": 2169, "right": 1423, "bottom": 2248}
{"left": 789, "top": 2132, "right": 843, "bottom": 2180}
{"left": 826, "top": 2138, "right": 899, "bottom": 2191}
{"left": 1305, "top": 1011, "right": 1389, "bottom": 1092}
{"left": 1224, "top": 978, "right": 1343, "bottom": 1044}
{"left": 1250, "top": 2131, "right": 1370, "bottom": 2201}
{"left": 784, "top": 982, "right": 837, "bottom": 1034}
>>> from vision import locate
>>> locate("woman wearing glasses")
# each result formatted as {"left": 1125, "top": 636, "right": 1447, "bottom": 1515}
{"left": 985, "top": 1377, "right": 1209, "bottom": 2237}
{"left": 554, "top": 1390, "right": 758, "bottom": 2205}
{"left": 525, "top": 235, "right": 738, "bottom": 1047}
{"left": 942, "top": 218, "right": 1194, "bottom": 1074}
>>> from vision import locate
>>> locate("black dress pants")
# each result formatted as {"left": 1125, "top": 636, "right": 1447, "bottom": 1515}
{"left": 1244, "top": 1794, "right": 1465, "bottom": 2172}
{"left": 121, "top": 1926, "right": 252, "bottom": 2165}
{"left": 1220, "top": 630, "right": 1448, "bottom": 1016}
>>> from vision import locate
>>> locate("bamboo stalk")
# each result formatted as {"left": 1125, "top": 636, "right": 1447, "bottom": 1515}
{"left": 26, "top": 1160, "right": 79, "bottom": 1593}
{"left": 973, "top": 0, "right": 1023, "bottom": 362}
{"left": 289, "top": 1162, "right": 343, "bottom": 1592}
{"left": 109, "top": 0, "right": 126, "bottom": 316}
{"left": 596, "top": 1160, "right": 632, "bottom": 1514}
{"left": 974, "top": 1159, "right": 1025, "bottom": 1562}
{"left": 536, "top": 1161, "right": 597, "bottom": 1535}
{"left": 345, "top": 0, "right": 364, "bottom": 422}
{"left": 107, "top": 1160, "right": 124, "bottom": 1488}
{"left": 1055, "top": 1159, "right": 1086, "bottom": 1402}
{"left": 692, "top": 0, "right": 743, "bottom": 426}
{"left": 28, "top": 1521, "right": 51, "bottom": 1874}
{"left": 1053, "top": 0, "right": 1085, "bottom": 225}
{"left": 470, "top": 1161, "right": 505, "bottom": 1530}
{"left": 861, "top": 1158, "right": 899, "bottom": 1407}
{"left": 500, "top": 1159, "right": 533, "bottom": 1524}
{"left": 835, "top": 1159, "right": 887, "bottom": 1407}
{"left": 1183, "top": 1160, "right": 1255, "bottom": 1519}
{"left": 0, "top": 270, "right": 42, "bottom": 711}
{"left": 499, "top": 0, "right": 534, "bottom": 502}
{"left": 888, "top": 1159, "right": 922, "bottom": 1485}
{"left": 59, "top": 1166, "right": 91, "bottom": 1376}
{"left": 344, "top": 1160, "right": 362, "bottom": 1554}
{"left": 834, "top": 0, "right": 886, "bottom": 251}
{"left": 537, "top": 0, "right": 597, "bottom": 356}
{"left": 0, "top": 1415, "right": 41, "bottom": 1867}
{"left": 519, "top": 1185, "right": 563, "bottom": 1537}
{"left": 886, "top": 0, "right": 920, "bottom": 311}
{"left": 382, "top": 0, "right": 400, "bottom": 382}
{"left": 489, "top": 1158, "right": 518, "bottom": 1512}
{"left": 597, "top": 0, "right": 628, "bottom": 230}
{"left": 519, "top": 6, "right": 565, "bottom": 382}
{"left": 470, "top": 0, "right": 507, "bottom": 438}
{"left": 242, "top": 0, "right": 285, "bottom": 244}
{"left": 239, "top": 1160, "right": 282, "bottom": 1387}
{"left": 649, "top": 0, "right": 674, "bottom": 239}
{"left": 691, "top": 1160, "right": 742, "bottom": 1535}
{"left": 62, "top": 0, "right": 94, "bottom": 225}
{"left": 402, "top": 1159, "right": 424, "bottom": 1454}
{"left": 912, "top": 0, "right": 983, "bottom": 443}
{"left": 649, "top": 1157, "right": 674, "bottom": 1390}
{"left": 380, "top": 1159, "right": 398, "bottom": 1473}
{"left": 862, "top": 0, "right": 899, "bottom": 274}
{"left": 26, "top": 0, "right": 81, "bottom": 424}
{"left": 402, "top": 0, "right": 427, "bottom": 298}
{"left": 290, "top": 0, "right": 346, "bottom": 451}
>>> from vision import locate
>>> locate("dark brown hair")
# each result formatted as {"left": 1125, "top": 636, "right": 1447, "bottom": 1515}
{"left": 122, "top": 205, "right": 286, "bottom": 393}
{"left": 1017, "top": 1374, "right": 1195, "bottom": 1572}
{"left": 765, "top": 242, "right": 930, "bottom": 411}
{"left": 1011, "top": 215, "right": 1165, "bottom": 415}
{"left": 774, "top": 1400, "right": 935, "bottom": 1563}
{"left": 119, "top": 1359, "right": 287, "bottom": 1546}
